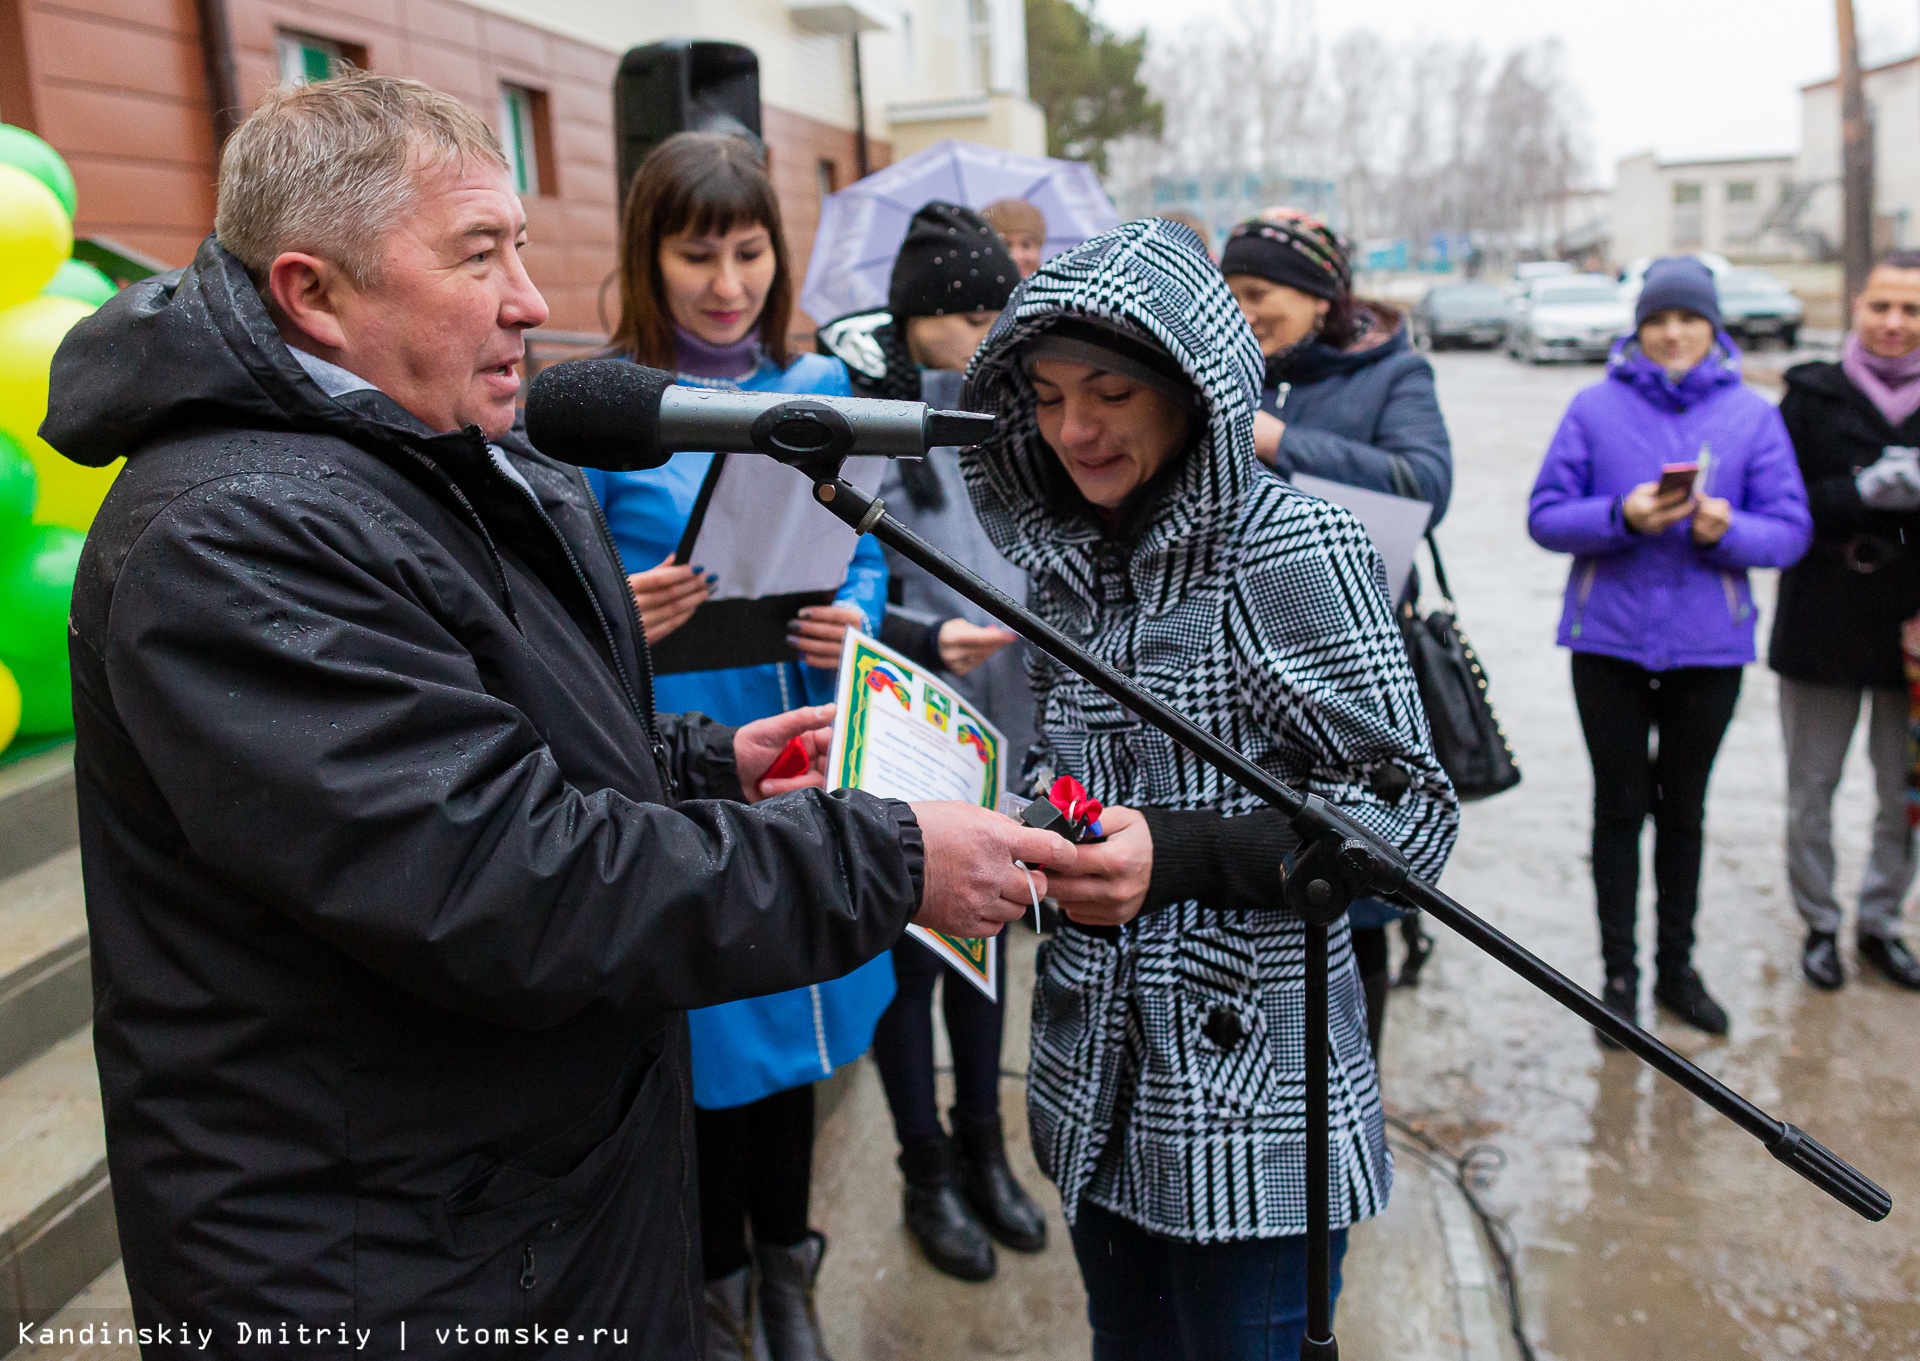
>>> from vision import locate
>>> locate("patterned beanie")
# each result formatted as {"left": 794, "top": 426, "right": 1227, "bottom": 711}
{"left": 888, "top": 201, "right": 1019, "bottom": 320}
{"left": 1219, "top": 207, "right": 1351, "bottom": 302}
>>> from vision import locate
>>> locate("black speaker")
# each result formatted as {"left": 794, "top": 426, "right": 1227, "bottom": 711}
{"left": 614, "top": 40, "right": 763, "bottom": 213}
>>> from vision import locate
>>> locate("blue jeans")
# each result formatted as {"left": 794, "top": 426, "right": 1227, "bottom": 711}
{"left": 1070, "top": 1202, "right": 1347, "bottom": 1361}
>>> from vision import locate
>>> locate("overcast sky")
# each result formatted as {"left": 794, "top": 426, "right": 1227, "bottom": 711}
{"left": 1089, "top": 0, "right": 1920, "bottom": 182}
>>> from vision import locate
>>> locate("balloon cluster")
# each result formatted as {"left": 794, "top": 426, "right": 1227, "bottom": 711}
{"left": 0, "top": 125, "right": 123, "bottom": 751}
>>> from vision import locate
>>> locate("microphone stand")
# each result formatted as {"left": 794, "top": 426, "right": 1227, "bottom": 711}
{"left": 781, "top": 451, "right": 1889, "bottom": 1360}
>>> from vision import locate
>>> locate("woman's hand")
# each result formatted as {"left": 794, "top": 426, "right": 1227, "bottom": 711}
{"left": 1690, "top": 496, "right": 1732, "bottom": 546}
{"left": 1045, "top": 805, "right": 1153, "bottom": 929}
{"left": 628, "top": 555, "right": 713, "bottom": 642}
{"left": 735, "top": 704, "right": 836, "bottom": 802}
{"left": 1622, "top": 481, "right": 1694, "bottom": 536}
{"left": 788, "top": 604, "right": 867, "bottom": 670}
{"left": 938, "top": 619, "right": 1019, "bottom": 676}
{"left": 1252, "top": 410, "right": 1286, "bottom": 467}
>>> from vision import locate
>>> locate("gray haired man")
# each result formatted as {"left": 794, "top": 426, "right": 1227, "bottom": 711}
{"left": 43, "top": 73, "right": 1070, "bottom": 1357}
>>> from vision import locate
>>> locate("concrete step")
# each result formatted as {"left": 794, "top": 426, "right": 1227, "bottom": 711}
{"left": 0, "top": 1029, "right": 116, "bottom": 1357}
{"left": 0, "top": 851, "right": 89, "bottom": 1083}
{"left": 0, "top": 749, "right": 77, "bottom": 884}
{"left": 10, "top": 1262, "right": 133, "bottom": 1359}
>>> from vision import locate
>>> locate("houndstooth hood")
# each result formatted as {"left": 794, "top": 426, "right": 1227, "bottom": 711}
{"left": 959, "top": 218, "right": 1263, "bottom": 616}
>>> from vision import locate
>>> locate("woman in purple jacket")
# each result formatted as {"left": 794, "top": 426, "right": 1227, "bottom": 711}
{"left": 1529, "top": 257, "right": 1811, "bottom": 1041}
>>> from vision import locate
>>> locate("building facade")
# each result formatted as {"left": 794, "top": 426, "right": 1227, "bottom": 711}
{"left": 1609, "top": 152, "right": 1800, "bottom": 264}
{"left": 0, "top": 0, "right": 1045, "bottom": 334}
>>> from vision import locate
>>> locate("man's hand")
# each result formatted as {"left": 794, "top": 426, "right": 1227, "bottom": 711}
{"left": 1622, "top": 481, "right": 1694, "bottom": 536}
{"left": 1252, "top": 410, "right": 1286, "bottom": 467}
{"left": 735, "top": 704, "right": 836, "bottom": 802}
{"left": 628, "top": 555, "right": 712, "bottom": 642}
{"left": 1690, "top": 495, "right": 1733, "bottom": 546}
{"left": 937, "top": 619, "right": 1019, "bottom": 677}
{"left": 910, "top": 801, "right": 1077, "bottom": 939}
{"left": 788, "top": 604, "right": 867, "bottom": 671}
{"left": 1046, "top": 805, "right": 1153, "bottom": 929}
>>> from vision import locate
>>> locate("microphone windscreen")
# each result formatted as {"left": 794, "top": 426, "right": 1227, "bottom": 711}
{"left": 525, "top": 359, "right": 675, "bottom": 471}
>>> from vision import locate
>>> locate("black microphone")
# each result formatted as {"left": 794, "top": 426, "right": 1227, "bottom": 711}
{"left": 524, "top": 359, "right": 996, "bottom": 472}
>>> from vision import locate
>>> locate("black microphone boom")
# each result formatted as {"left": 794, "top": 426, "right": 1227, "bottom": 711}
{"left": 524, "top": 359, "right": 994, "bottom": 472}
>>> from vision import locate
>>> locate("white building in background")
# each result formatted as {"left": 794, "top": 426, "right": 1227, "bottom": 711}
{"left": 1609, "top": 51, "right": 1920, "bottom": 265}
{"left": 884, "top": 0, "right": 1045, "bottom": 158}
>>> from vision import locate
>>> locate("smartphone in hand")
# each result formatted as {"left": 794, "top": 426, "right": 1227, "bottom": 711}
{"left": 1656, "top": 462, "right": 1699, "bottom": 498}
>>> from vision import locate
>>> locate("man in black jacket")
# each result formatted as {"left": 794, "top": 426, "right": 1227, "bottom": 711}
{"left": 41, "top": 74, "right": 1070, "bottom": 1358}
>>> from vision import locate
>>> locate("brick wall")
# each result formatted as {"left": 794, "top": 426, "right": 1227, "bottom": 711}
{"left": 0, "top": 0, "right": 888, "bottom": 336}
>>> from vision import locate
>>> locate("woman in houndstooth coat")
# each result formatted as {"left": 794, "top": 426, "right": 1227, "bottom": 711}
{"left": 959, "top": 218, "right": 1459, "bottom": 1357}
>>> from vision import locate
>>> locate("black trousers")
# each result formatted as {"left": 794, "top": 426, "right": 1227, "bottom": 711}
{"left": 870, "top": 932, "right": 1006, "bottom": 1145}
{"left": 1570, "top": 652, "right": 1742, "bottom": 983}
{"left": 695, "top": 1083, "right": 814, "bottom": 1280}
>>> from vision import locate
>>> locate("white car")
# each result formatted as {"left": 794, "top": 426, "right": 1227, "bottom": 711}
{"left": 1506, "top": 275, "right": 1633, "bottom": 364}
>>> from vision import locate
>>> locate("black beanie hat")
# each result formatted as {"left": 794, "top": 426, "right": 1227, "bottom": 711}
{"left": 1220, "top": 210, "right": 1351, "bottom": 303}
{"left": 888, "top": 201, "right": 1018, "bottom": 320}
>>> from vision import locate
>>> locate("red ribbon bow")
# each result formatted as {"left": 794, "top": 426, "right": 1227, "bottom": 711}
{"left": 1049, "top": 775, "right": 1103, "bottom": 829}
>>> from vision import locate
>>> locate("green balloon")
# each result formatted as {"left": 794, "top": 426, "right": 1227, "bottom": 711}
{"left": 0, "top": 431, "right": 36, "bottom": 546}
{"left": 0, "top": 524, "right": 83, "bottom": 671}
{"left": 0, "top": 125, "right": 75, "bottom": 220}
{"left": 8, "top": 654, "right": 71, "bottom": 736}
{"left": 42, "top": 259, "right": 115, "bottom": 307}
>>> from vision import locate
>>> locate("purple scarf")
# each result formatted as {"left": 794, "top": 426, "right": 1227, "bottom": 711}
{"left": 672, "top": 324, "right": 760, "bottom": 380}
{"left": 1843, "top": 331, "right": 1920, "bottom": 430}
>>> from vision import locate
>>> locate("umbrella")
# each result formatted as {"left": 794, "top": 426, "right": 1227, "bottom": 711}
{"left": 798, "top": 139, "right": 1120, "bottom": 324}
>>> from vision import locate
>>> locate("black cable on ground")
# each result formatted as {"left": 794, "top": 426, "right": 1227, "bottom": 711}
{"left": 1386, "top": 1113, "right": 1538, "bottom": 1361}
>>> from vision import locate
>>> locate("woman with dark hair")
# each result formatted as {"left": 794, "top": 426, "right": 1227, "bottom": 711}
{"left": 582, "top": 131, "right": 891, "bottom": 1361}
{"left": 1771, "top": 248, "right": 1920, "bottom": 991}
{"left": 962, "top": 219, "right": 1459, "bottom": 1358}
{"left": 1221, "top": 206, "right": 1456, "bottom": 1052}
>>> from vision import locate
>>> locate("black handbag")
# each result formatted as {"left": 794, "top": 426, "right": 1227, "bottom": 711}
{"left": 1398, "top": 534, "right": 1521, "bottom": 802}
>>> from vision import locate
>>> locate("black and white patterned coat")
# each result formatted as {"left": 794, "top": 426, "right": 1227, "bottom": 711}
{"left": 959, "top": 219, "right": 1459, "bottom": 1242}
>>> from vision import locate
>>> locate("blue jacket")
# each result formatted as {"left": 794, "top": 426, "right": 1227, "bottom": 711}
{"left": 1260, "top": 310, "right": 1454, "bottom": 524}
{"left": 585, "top": 351, "right": 896, "bottom": 1109}
{"left": 1528, "top": 336, "right": 1811, "bottom": 671}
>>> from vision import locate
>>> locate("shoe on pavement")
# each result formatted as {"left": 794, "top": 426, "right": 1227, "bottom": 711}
{"left": 952, "top": 1112, "right": 1047, "bottom": 1253}
{"left": 755, "top": 1231, "right": 833, "bottom": 1361}
{"left": 1860, "top": 935, "right": 1920, "bottom": 991}
{"left": 702, "top": 1266, "right": 753, "bottom": 1361}
{"left": 1655, "top": 965, "right": 1730, "bottom": 1036}
{"left": 1802, "top": 931, "right": 1844, "bottom": 991}
{"left": 1595, "top": 974, "right": 1636, "bottom": 1051}
{"left": 900, "top": 1135, "right": 996, "bottom": 1282}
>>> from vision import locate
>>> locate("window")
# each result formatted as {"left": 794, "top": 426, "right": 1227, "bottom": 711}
{"left": 1672, "top": 181, "right": 1704, "bottom": 248}
{"left": 965, "top": 0, "right": 993, "bottom": 94}
{"left": 1726, "top": 181, "right": 1756, "bottom": 203}
{"left": 1725, "top": 180, "right": 1760, "bottom": 244}
{"left": 277, "top": 32, "right": 358, "bottom": 84}
{"left": 816, "top": 159, "right": 838, "bottom": 201}
{"left": 499, "top": 84, "right": 554, "bottom": 197}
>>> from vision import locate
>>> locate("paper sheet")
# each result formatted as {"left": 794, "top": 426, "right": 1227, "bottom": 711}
{"left": 827, "top": 630, "right": 1006, "bottom": 999}
{"left": 1291, "top": 473, "right": 1434, "bottom": 599}
{"left": 681, "top": 454, "right": 890, "bottom": 600}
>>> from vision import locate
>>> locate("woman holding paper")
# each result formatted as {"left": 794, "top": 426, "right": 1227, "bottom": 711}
{"left": 1528, "top": 256, "right": 1810, "bottom": 1044}
{"left": 581, "top": 131, "right": 890, "bottom": 1361}
{"left": 960, "top": 218, "right": 1460, "bottom": 1358}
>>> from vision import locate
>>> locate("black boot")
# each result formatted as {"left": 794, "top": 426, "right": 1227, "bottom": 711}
{"left": 755, "top": 1231, "right": 832, "bottom": 1361}
{"left": 1595, "top": 973, "right": 1636, "bottom": 1051}
{"left": 1394, "top": 917, "right": 1434, "bottom": 987}
{"left": 1360, "top": 968, "right": 1390, "bottom": 1061}
{"left": 1860, "top": 935, "right": 1920, "bottom": 990}
{"left": 952, "top": 1113, "right": 1047, "bottom": 1253}
{"left": 702, "top": 1267, "right": 753, "bottom": 1361}
{"left": 900, "top": 1135, "right": 995, "bottom": 1281}
{"left": 1654, "top": 964, "right": 1729, "bottom": 1035}
{"left": 1802, "top": 931, "right": 1844, "bottom": 991}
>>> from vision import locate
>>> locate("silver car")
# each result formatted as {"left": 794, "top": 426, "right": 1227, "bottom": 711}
{"left": 1506, "top": 275, "right": 1633, "bottom": 364}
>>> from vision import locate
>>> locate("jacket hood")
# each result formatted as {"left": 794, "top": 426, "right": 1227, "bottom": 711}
{"left": 1267, "top": 302, "right": 1408, "bottom": 388}
{"left": 43, "top": 236, "right": 446, "bottom": 468}
{"left": 959, "top": 217, "right": 1262, "bottom": 614}
{"left": 1605, "top": 331, "right": 1743, "bottom": 414}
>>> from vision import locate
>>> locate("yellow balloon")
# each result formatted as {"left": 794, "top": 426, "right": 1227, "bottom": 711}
{"left": 0, "top": 294, "right": 119, "bottom": 530}
{"left": 0, "top": 658, "right": 19, "bottom": 752}
{"left": 0, "top": 164, "right": 70, "bottom": 311}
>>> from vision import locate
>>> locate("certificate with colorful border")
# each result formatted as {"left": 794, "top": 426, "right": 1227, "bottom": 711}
{"left": 827, "top": 631, "right": 1005, "bottom": 999}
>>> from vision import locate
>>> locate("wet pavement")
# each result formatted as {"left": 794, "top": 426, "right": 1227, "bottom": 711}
{"left": 815, "top": 348, "right": 1920, "bottom": 1360}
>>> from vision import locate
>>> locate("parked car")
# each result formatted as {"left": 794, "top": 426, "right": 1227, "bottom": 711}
{"left": 1411, "top": 283, "right": 1510, "bottom": 349}
{"left": 1514, "top": 260, "right": 1576, "bottom": 284}
{"left": 1506, "top": 274, "right": 1632, "bottom": 364}
{"left": 1716, "top": 269, "right": 1803, "bottom": 348}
